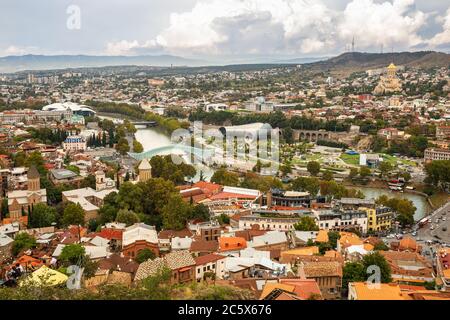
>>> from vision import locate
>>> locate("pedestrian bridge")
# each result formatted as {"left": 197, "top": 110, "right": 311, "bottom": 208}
{"left": 128, "top": 144, "right": 215, "bottom": 161}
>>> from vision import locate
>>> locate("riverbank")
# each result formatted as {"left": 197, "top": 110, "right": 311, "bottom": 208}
{"left": 341, "top": 179, "right": 431, "bottom": 220}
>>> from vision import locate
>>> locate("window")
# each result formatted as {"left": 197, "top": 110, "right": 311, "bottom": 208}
{"left": 197, "top": 268, "right": 201, "bottom": 273}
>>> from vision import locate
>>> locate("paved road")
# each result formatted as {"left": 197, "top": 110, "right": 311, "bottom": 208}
{"left": 417, "top": 201, "right": 450, "bottom": 244}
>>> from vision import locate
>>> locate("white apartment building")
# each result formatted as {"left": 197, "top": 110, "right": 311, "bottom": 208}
{"left": 63, "top": 135, "right": 87, "bottom": 152}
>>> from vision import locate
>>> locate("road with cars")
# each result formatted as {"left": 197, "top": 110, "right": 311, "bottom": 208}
{"left": 417, "top": 201, "right": 450, "bottom": 244}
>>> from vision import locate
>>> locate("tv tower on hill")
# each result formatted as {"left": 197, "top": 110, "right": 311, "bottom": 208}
{"left": 352, "top": 36, "right": 355, "bottom": 52}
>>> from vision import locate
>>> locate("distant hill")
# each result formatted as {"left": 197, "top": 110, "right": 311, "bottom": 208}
{"left": 0, "top": 54, "right": 207, "bottom": 73}
{"left": 304, "top": 51, "right": 450, "bottom": 76}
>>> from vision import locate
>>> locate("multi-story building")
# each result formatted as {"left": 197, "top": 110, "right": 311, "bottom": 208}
{"left": 436, "top": 247, "right": 450, "bottom": 292}
{"left": 367, "top": 207, "right": 395, "bottom": 232}
{"left": 63, "top": 135, "right": 87, "bottom": 152}
{"left": 239, "top": 213, "right": 314, "bottom": 232}
{"left": 424, "top": 148, "right": 450, "bottom": 162}
{"left": 194, "top": 253, "right": 226, "bottom": 282}
{"left": 0, "top": 109, "right": 73, "bottom": 124}
{"left": 436, "top": 125, "right": 450, "bottom": 140}
{"left": 264, "top": 189, "right": 313, "bottom": 208}
{"left": 315, "top": 209, "right": 368, "bottom": 234}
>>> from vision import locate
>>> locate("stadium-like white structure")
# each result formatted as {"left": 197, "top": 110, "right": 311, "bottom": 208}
{"left": 42, "top": 102, "right": 96, "bottom": 117}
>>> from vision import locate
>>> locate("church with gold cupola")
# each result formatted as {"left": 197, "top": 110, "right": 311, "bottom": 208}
{"left": 373, "top": 63, "right": 402, "bottom": 95}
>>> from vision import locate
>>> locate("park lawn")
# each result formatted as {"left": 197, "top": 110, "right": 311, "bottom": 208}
{"left": 429, "top": 192, "right": 450, "bottom": 208}
{"left": 381, "top": 154, "right": 417, "bottom": 167}
{"left": 340, "top": 153, "right": 360, "bottom": 166}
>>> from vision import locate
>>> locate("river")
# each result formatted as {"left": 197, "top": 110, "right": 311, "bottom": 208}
{"left": 354, "top": 187, "right": 431, "bottom": 221}
{"left": 100, "top": 115, "right": 429, "bottom": 219}
{"left": 134, "top": 126, "right": 215, "bottom": 182}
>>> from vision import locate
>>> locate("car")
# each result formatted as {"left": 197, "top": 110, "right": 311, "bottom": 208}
{"left": 430, "top": 225, "right": 435, "bottom": 230}
{"left": 443, "top": 217, "right": 447, "bottom": 221}
{"left": 412, "top": 232, "right": 417, "bottom": 236}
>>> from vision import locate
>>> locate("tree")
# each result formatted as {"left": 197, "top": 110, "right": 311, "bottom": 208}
{"left": 135, "top": 248, "right": 156, "bottom": 264}
{"left": 116, "top": 138, "right": 130, "bottom": 155}
{"left": 59, "top": 244, "right": 86, "bottom": 265}
{"left": 349, "top": 167, "right": 358, "bottom": 179}
{"left": 29, "top": 203, "right": 56, "bottom": 228}
{"left": 327, "top": 231, "right": 340, "bottom": 249}
{"left": 399, "top": 171, "right": 411, "bottom": 183}
{"left": 373, "top": 241, "right": 389, "bottom": 251}
{"left": 190, "top": 204, "right": 210, "bottom": 221}
{"left": 99, "top": 204, "right": 119, "bottom": 225}
{"left": 359, "top": 166, "right": 371, "bottom": 178}
{"left": 1, "top": 198, "right": 9, "bottom": 219}
{"left": 133, "top": 139, "right": 144, "bottom": 153}
{"left": 280, "top": 163, "right": 292, "bottom": 176}
{"left": 80, "top": 174, "right": 96, "bottom": 189}
{"left": 293, "top": 216, "right": 319, "bottom": 231}
{"left": 116, "top": 209, "right": 140, "bottom": 226}
{"left": 62, "top": 203, "right": 85, "bottom": 227}
{"left": 12, "top": 233, "right": 37, "bottom": 256}
{"left": 377, "top": 196, "right": 416, "bottom": 227}
{"left": 65, "top": 165, "right": 80, "bottom": 174}
{"left": 240, "top": 173, "right": 282, "bottom": 193}
{"left": 307, "top": 161, "right": 321, "bottom": 176}
{"left": 322, "top": 170, "right": 334, "bottom": 181}
{"left": 211, "top": 168, "right": 239, "bottom": 187}
{"left": 362, "top": 252, "right": 392, "bottom": 283}
{"left": 291, "top": 177, "right": 320, "bottom": 197}
{"left": 424, "top": 160, "right": 450, "bottom": 190}
{"left": 342, "top": 262, "right": 366, "bottom": 292}
{"left": 378, "top": 161, "right": 393, "bottom": 178}
{"left": 149, "top": 155, "right": 196, "bottom": 185}
{"left": 217, "top": 213, "right": 230, "bottom": 225}
{"left": 161, "top": 195, "right": 192, "bottom": 230}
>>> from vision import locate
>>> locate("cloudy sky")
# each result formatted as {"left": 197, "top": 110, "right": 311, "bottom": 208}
{"left": 1, "top": 0, "right": 450, "bottom": 61}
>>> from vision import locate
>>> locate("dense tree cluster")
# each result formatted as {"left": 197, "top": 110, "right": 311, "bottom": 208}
{"left": 97, "top": 178, "right": 210, "bottom": 230}
{"left": 425, "top": 160, "right": 450, "bottom": 191}
{"left": 150, "top": 155, "right": 196, "bottom": 185}
{"left": 189, "top": 109, "right": 350, "bottom": 133}
{"left": 342, "top": 252, "right": 392, "bottom": 293}
{"left": 376, "top": 195, "right": 416, "bottom": 226}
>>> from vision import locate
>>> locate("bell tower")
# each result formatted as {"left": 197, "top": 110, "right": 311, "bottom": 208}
{"left": 95, "top": 170, "right": 106, "bottom": 191}
{"left": 138, "top": 159, "right": 152, "bottom": 183}
{"left": 27, "top": 166, "right": 40, "bottom": 191}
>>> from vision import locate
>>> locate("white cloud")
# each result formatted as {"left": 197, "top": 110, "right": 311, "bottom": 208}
{"left": 1, "top": 45, "right": 36, "bottom": 56}
{"left": 104, "top": 0, "right": 446, "bottom": 56}
{"left": 105, "top": 40, "right": 162, "bottom": 56}
{"left": 338, "top": 0, "right": 427, "bottom": 50}
{"left": 428, "top": 8, "right": 450, "bottom": 46}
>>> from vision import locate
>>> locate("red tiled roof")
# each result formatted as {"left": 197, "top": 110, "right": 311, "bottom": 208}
{"left": 210, "top": 192, "right": 257, "bottom": 201}
{"left": 192, "top": 181, "right": 222, "bottom": 195}
{"left": 194, "top": 253, "right": 225, "bottom": 266}
{"left": 100, "top": 228, "right": 123, "bottom": 240}
{"left": 158, "top": 229, "right": 193, "bottom": 239}
{"left": 190, "top": 240, "right": 219, "bottom": 252}
{"left": 218, "top": 237, "right": 247, "bottom": 252}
